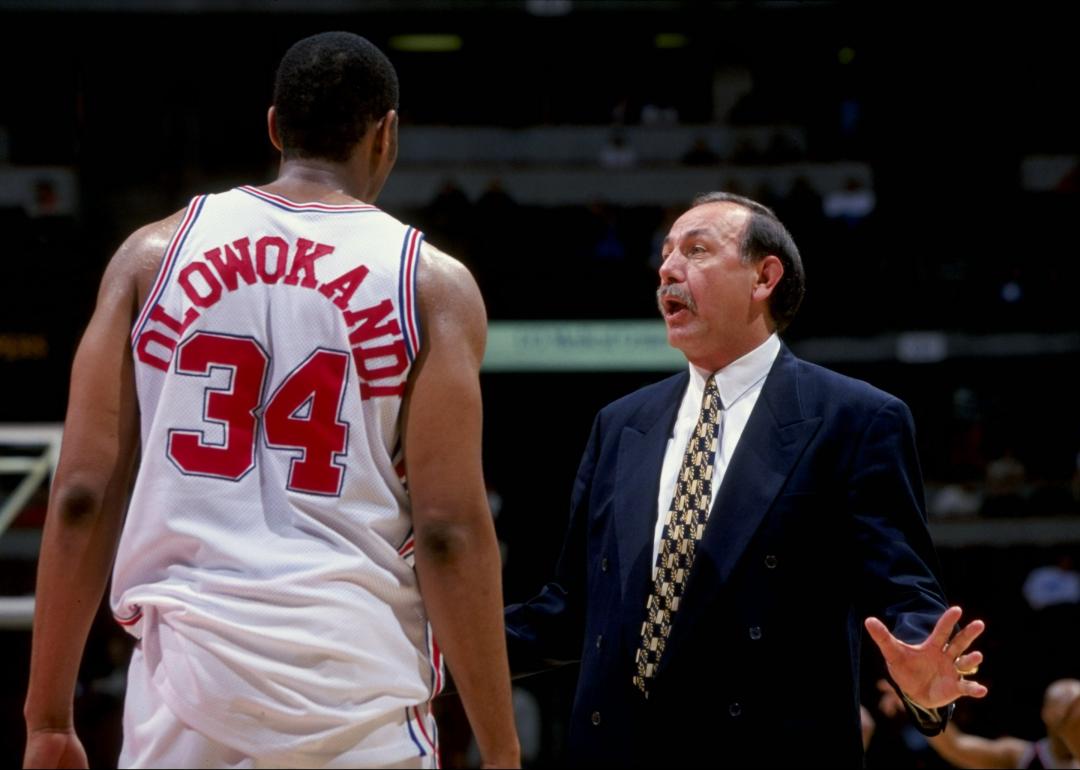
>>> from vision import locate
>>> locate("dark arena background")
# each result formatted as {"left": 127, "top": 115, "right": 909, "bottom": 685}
{"left": 1, "top": 1, "right": 1078, "bottom": 766}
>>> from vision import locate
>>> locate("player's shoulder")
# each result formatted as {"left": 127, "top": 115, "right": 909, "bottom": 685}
{"left": 112, "top": 207, "right": 187, "bottom": 271}
{"left": 107, "top": 207, "right": 188, "bottom": 300}
{"left": 415, "top": 240, "right": 484, "bottom": 316}
{"left": 418, "top": 240, "right": 476, "bottom": 290}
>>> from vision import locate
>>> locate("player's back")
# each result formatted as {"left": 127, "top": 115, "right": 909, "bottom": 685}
{"left": 111, "top": 186, "right": 440, "bottom": 765}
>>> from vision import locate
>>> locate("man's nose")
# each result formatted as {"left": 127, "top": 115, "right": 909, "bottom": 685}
{"left": 658, "top": 251, "right": 684, "bottom": 284}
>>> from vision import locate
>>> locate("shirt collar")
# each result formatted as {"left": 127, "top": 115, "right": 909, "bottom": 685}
{"left": 688, "top": 333, "right": 781, "bottom": 409}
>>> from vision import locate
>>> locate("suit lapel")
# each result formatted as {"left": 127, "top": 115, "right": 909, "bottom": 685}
{"left": 613, "top": 373, "right": 687, "bottom": 604}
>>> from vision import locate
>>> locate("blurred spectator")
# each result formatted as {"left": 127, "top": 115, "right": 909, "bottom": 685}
{"left": 1022, "top": 556, "right": 1080, "bottom": 612}
{"left": 31, "top": 179, "right": 60, "bottom": 217}
{"left": 838, "top": 96, "right": 864, "bottom": 150}
{"left": 680, "top": 136, "right": 720, "bottom": 166}
{"left": 640, "top": 102, "right": 678, "bottom": 126}
{"left": 982, "top": 448, "right": 1029, "bottom": 518}
{"left": 425, "top": 178, "right": 472, "bottom": 255}
{"left": 998, "top": 267, "right": 1026, "bottom": 307}
{"left": 711, "top": 65, "right": 753, "bottom": 123}
{"left": 763, "top": 131, "right": 804, "bottom": 163}
{"left": 823, "top": 176, "right": 876, "bottom": 225}
{"left": 929, "top": 481, "right": 983, "bottom": 519}
{"left": 587, "top": 201, "right": 627, "bottom": 262}
{"left": 878, "top": 678, "right": 1080, "bottom": 769}
{"left": 598, "top": 131, "right": 637, "bottom": 169}
{"left": 730, "top": 136, "right": 763, "bottom": 164}
{"left": 475, "top": 177, "right": 517, "bottom": 221}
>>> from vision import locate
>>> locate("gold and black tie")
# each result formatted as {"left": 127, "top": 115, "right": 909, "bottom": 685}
{"left": 633, "top": 374, "right": 722, "bottom": 696}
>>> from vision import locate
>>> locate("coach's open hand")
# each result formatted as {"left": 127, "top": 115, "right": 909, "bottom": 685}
{"left": 865, "top": 606, "right": 989, "bottom": 709}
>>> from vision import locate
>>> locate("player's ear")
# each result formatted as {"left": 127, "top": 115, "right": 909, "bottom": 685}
{"left": 267, "top": 106, "right": 283, "bottom": 152}
{"left": 374, "top": 109, "right": 398, "bottom": 159}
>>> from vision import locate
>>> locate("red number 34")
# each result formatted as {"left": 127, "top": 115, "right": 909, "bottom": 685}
{"left": 167, "top": 331, "right": 350, "bottom": 496}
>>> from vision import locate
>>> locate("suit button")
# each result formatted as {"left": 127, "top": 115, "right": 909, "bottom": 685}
{"left": 749, "top": 626, "right": 762, "bottom": 640}
{"left": 729, "top": 702, "right": 742, "bottom": 717}
{"left": 591, "top": 711, "right": 602, "bottom": 725}
{"left": 764, "top": 554, "right": 778, "bottom": 569}
{"left": 601, "top": 557, "right": 609, "bottom": 572}
{"left": 595, "top": 634, "right": 603, "bottom": 649}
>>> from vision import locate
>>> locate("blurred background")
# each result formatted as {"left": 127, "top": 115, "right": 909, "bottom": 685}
{"left": 1, "top": 0, "right": 1078, "bottom": 766}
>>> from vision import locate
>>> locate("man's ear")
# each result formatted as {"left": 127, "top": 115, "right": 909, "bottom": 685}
{"left": 752, "top": 254, "right": 784, "bottom": 302}
{"left": 267, "top": 105, "right": 283, "bottom": 152}
{"left": 375, "top": 109, "right": 398, "bottom": 155}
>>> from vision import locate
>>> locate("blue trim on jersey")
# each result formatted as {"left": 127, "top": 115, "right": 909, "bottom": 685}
{"left": 405, "top": 707, "right": 427, "bottom": 757}
{"left": 132, "top": 194, "right": 207, "bottom": 343}
{"left": 398, "top": 228, "right": 416, "bottom": 364}
{"left": 237, "top": 185, "right": 378, "bottom": 214}
{"left": 412, "top": 232, "right": 425, "bottom": 357}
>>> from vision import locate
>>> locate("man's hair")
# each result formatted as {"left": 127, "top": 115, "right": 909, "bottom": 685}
{"left": 273, "top": 31, "right": 399, "bottom": 162}
{"left": 692, "top": 191, "right": 806, "bottom": 333}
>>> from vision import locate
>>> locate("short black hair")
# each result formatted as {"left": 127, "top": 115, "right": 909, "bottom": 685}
{"left": 692, "top": 191, "right": 806, "bottom": 333}
{"left": 273, "top": 31, "right": 399, "bottom": 162}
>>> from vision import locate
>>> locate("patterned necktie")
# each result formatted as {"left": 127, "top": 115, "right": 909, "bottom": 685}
{"left": 633, "top": 374, "right": 722, "bottom": 696}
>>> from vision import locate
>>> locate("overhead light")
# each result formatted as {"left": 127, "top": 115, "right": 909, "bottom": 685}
{"left": 389, "top": 34, "right": 463, "bottom": 53}
{"left": 526, "top": 0, "right": 572, "bottom": 16}
{"left": 655, "top": 33, "right": 688, "bottom": 49}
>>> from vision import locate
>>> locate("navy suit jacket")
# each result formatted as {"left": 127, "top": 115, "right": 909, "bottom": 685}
{"left": 506, "top": 345, "right": 949, "bottom": 768}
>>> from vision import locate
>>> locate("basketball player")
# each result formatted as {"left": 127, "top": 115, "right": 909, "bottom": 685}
{"left": 23, "top": 32, "right": 520, "bottom": 769}
{"left": 878, "top": 678, "right": 1080, "bottom": 769}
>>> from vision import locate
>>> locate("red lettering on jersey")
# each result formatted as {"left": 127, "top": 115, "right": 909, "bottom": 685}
{"left": 344, "top": 299, "right": 400, "bottom": 345}
{"left": 178, "top": 262, "right": 222, "bottom": 308}
{"left": 206, "top": 239, "right": 258, "bottom": 291}
{"left": 136, "top": 329, "right": 177, "bottom": 371}
{"left": 319, "top": 265, "right": 370, "bottom": 310}
{"left": 149, "top": 304, "right": 200, "bottom": 335}
{"left": 360, "top": 382, "right": 406, "bottom": 400}
{"left": 256, "top": 236, "right": 288, "bottom": 284}
{"left": 352, "top": 340, "right": 408, "bottom": 381}
{"left": 284, "top": 238, "right": 335, "bottom": 289}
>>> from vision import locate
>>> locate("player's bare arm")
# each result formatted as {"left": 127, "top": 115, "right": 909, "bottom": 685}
{"left": 402, "top": 242, "right": 521, "bottom": 769}
{"left": 927, "top": 723, "right": 1028, "bottom": 769}
{"left": 22, "top": 211, "right": 182, "bottom": 769}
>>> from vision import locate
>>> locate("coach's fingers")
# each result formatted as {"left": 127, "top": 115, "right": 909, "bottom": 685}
{"left": 943, "top": 617, "right": 986, "bottom": 659}
{"left": 925, "top": 606, "right": 964, "bottom": 652}
{"left": 864, "top": 616, "right": 906, "bottom": 660}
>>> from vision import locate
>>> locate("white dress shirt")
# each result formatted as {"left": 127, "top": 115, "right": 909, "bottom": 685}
{"left": 652, "top": 333, "right": 781, "bottom": 567}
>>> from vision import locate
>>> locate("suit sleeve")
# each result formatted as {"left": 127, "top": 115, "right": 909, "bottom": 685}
{"left": 504, "top": 412, "right": 601, "bottom": 674}
{"left": 848, "top": 396, "right": 952, "bottom": 732}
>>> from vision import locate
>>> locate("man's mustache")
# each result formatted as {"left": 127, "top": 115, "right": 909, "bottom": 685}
{"left": 656, "top": 285, "right": 697, "bottom": 314}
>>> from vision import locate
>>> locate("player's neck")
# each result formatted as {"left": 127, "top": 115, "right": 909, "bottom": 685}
{"left": 271, "top": 158, "right": 373, "bottom": 205}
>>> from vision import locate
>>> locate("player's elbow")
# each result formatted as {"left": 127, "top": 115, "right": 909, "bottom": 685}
{"left": 50, "top": 479, "right": 104, "bottom": 526}
{"left": 412, "top": 513, "right": 489, "bottom": 565}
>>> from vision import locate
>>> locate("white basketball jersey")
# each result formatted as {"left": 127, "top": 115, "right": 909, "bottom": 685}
{"left": 112, "top": 186, "right": 442, "bottom": 766}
